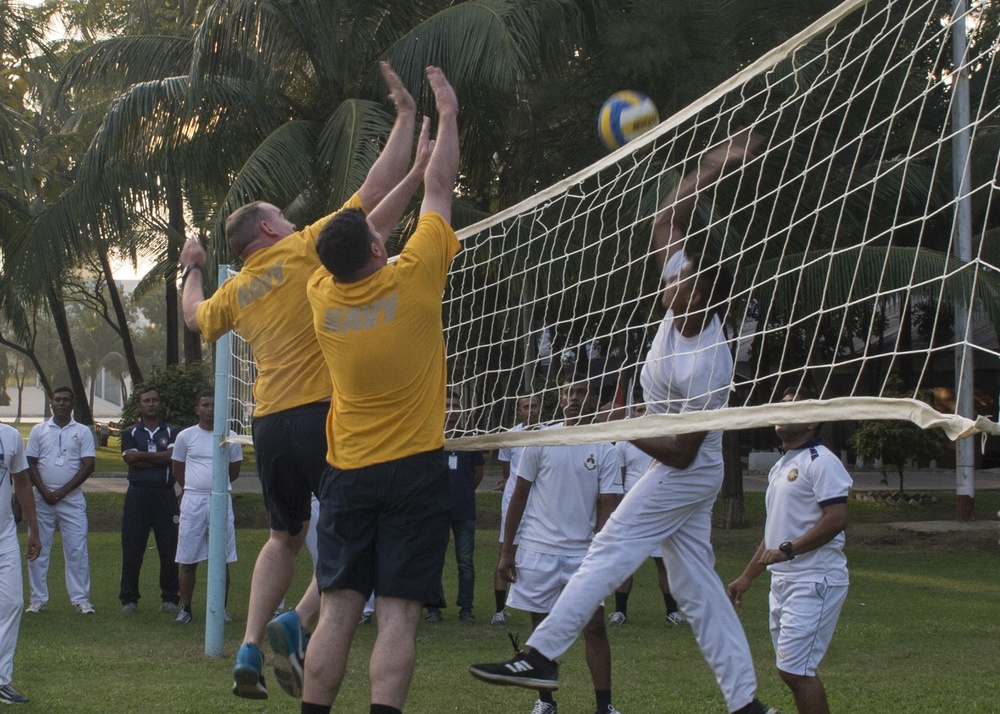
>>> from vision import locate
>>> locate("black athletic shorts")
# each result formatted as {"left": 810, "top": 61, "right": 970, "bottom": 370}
{"left": 251, "top": 402, "right": 329, "bottom": 537}
{"left": 316, "top": 449, "right": 451, "bottom": 602}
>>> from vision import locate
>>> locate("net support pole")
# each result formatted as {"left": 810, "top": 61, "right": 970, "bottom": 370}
{"left": 206, "top": 266, "right": 233, "bottom": 656}
{"left": 951, "top": 0, "right": 975, "bottom": 521}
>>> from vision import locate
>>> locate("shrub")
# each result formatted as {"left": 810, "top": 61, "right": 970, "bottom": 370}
{"left": 120, "top": 363, "right": 212, "bottom": 429}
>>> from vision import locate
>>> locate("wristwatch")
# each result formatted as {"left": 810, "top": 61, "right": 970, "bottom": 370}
{"left": 181, "top": 263, "right": 204, "bottom": 282}
{"left": 778, "top": 541, "right": 795, "bottom": 560}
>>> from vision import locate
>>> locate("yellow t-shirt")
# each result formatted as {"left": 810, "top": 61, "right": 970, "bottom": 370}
{"left": 196, "top": 195, "right": 365, "bottom": 417}
{"left": 307, "top": 212, "right": 460, "bottom": 470}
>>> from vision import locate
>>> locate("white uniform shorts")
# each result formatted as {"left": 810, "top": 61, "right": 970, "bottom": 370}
{"left": 507, "top": 547, "right": 598, "bottom": 614}
{"left": 175, "top": 492, "right": 237, "bottom": 565}
{"left": 769, "top": 576, "right": 848, "bottom": 676}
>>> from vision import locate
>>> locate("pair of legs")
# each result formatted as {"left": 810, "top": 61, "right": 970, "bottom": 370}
{"left": 770, "top": 577, "right": 847, "bottom": 714}
{"left": 428, "top": 518, "right": 476, "bottom": 619}
{"left": 29, "top": 490, "right": 91, "bottom": 606}
{"left": 524, "top": 468, "right": 761, "bottom": 713}
{"left": 120, "top": 485, "right": 179, "bottom": 606}
{"left": 178, "top": 562, "right": 230, "bottom": 611}
{"left": 304, "top": 451, "right": 451, "bottom": 711}
{"left": 613, "top": 556, "right": 680, "bottom": 619}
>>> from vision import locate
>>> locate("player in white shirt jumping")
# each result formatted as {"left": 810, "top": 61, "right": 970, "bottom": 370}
{"left": 171, "top": 390, "right": 243, "bottom": 625}
{"left": 727, "top": 387, "right": 851, "bottom": 714}
{"left": 497, "top": 375, "right": 623, "bottom": 714}
{"left": 471, "top": 132, "right": 775, "bottom": 714}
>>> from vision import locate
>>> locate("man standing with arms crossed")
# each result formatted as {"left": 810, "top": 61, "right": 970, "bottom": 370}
{"left": 728, "top": 386, "right": 851, "bottom": 714}
{"left": 470, "top": 132, "right": 776, "bottom": 714}
{"left": 0, "top": 420, "right": 40, "bottom": 704}
{"left": 302, "top": 65, "right": 459, "bottom": 714}
{"left": 119, "top": 386, "right": 180, "bottom": 614}
{"left": 180, "top": 62, "right": 420, "bottom": 699}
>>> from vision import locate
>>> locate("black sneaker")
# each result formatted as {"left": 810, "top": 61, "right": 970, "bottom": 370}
{"left": 736, "top": 699, "right": 778, "bottom": 714}
{"left": 0, "top": 683, "right": 28, "bottom": 704}
{"left": 469, "top": 650, "right": 559, "bottom": 691}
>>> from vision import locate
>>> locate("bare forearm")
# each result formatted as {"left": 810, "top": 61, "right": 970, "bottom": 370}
{"left": 368, "top": 167, "right": 425, "bottom": 240}
{"left": 630, "top": 431, "right": 706, "bottom": 471}
{"left": 12, "top": 472, "right": 38, "bottom": 534}
{"left": 786, "top": 505, "right": 848, "bottom": 557}
{"left": 358, "top": 110, "right": 416, "bottom": 210}
{"left": 182, "top": 274, "right": 204, "bottom": 333}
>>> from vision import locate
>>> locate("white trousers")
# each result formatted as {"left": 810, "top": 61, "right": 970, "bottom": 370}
{"left": 526, "top": 465, "right": 758, "bottom": 712}
{"left": 27, "top": 489, "right": 91, "bottom": 606}
{"left": 0, "top": 546, "right": 22, "bottom": 686}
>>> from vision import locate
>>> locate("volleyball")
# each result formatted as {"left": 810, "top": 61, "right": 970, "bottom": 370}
{"left": 598, "top": 91, "right": 659, "bottom": 150}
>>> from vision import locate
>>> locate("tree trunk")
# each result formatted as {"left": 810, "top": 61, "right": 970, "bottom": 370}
{"left": 97, "top": 245, "right": 144, "bottom": 385}
{"left": 165, "top": 176, "right": 184, "bottom": 366}
{"left": 46, "top": 287, "right": 94, "bottom": 425}
{"left": 720, "top": 429, "right": 748, "bottom": 529}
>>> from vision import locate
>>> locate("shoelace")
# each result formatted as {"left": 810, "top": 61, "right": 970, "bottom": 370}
{"left": 508, "top": 632, "right": 521, "bottom": 655}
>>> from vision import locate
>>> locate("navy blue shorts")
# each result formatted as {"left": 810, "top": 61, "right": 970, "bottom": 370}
{"left": 251, "top": 402, "right": 329, "bottom": 537}
{"left": 316, "top": 450, "right": 451, "bottom": 603}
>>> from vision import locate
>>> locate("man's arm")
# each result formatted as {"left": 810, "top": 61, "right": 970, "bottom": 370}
{"left": 727, "top": 538, "right": 767, "bottom": 608}
{"left": 123, "top": 449, "right": 173, "bottom": 467}
{"left": 180, "top": 241, "right": 207, "bottom": 334}
{"left": 420, "top": 66, "right": 459, "bottom": 222}
{"left": 651, "top": 130, "right": 761, "bottom": 272}
{"left": 631, "top": 431, "right": 707, "bottom": 471}
{"left": 172, "top": 460, "right": 186, "bottom": 489}
{"left": 356, "top": 62, "right": 417, "bottom": 212}
{"left": 26, "top": 457, "right": 56, "bottom": 505}
{"left": 757, "top": 502, "right": 849, "bottom": 565}
{"left": 12, "top": 470, "right": 41, "bottom": 561}
{"left": 596, "top": 493, "right": 618, "bottom": 532}
{"left": 367, "top": 116, "right": 433, "bottom": 240}
{"left": 497, "top": 477, "right": 532, "bottom": 583}
{"left": 228, "top": 459, "right": 241, "bottom": 483}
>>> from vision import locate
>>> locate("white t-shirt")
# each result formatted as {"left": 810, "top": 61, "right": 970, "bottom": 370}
{"left": 615, "top": 440, "right": 651, "bottom": 493}
{"left": 26, "top": 418, "right": 96, "bottom": 490}
{"left": 765, "top": 442, "right": 852, "bottom": 584}
{"left": 516, "top": 434, "right": 623, "bottom": 556}
{"left": 171, "top": 425, "right": 243, "bottom": 494}
{"left": 639, "top": 254, "right": 733, "bottom": 481}
{"left": 0, "top": 424, "right": 29, "bottom": 555}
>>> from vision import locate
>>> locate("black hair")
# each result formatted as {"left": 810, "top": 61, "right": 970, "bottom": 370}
{"left": 51, "top": 386, "right": 74, "bottom": 400}
{"left": 197, "top": 389, "right": 214, "bottom": 401}
{"left": 316, "top": 208, "right": 374, "bottom": 281}
{"left": 137, "top": 385, "right": 160, "bottom": 398}
{"left": 687, "top": 252, "right": 733, "bottom": 320}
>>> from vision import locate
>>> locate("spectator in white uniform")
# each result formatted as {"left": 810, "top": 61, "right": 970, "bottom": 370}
{"left": 0, "top": 420, "right": 40, "bottom": 704}
{"left": 492, "top": 394, "right": 544, "bottom": 626}
{"left": 496, "top": 374, "right": 623, "bottom": 714}
{"left": 25, "top": 387, "right": 96, "bottom": 614}
{"left": 171, "top": 390, "right": 243, "bottom": 624}
{"left": 608, "top": 403, "right": 687, "bottom": 627}
{"left": 727, "top": 386, "right": 851, "bottom": 714}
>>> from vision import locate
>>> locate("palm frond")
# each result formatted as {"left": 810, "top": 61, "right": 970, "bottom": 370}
{"left": 317, "top": 99, "right": 393, "bottom": 213}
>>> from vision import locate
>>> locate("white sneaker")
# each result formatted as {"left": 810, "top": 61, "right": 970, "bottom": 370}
{"left": 666, "top": 611, "right": 688, "bottom": 626}
{"left": 75, "top": 601, "right": 96, "bottom": 614}
{"left": 490, "top": 610, "right": 508, "bottom": 626}
{"left": 530, "top": 700, "right": 557, "bottom": 714}
{"left": 224, "top": 609, "right": 234, "bottom": 623}
{"left": 25, "top": 602, "right": 45, "bottom": 614}
{"left": 175, "top": 608, "right": 193, "bottom": 625}
{"left": 608, "top": 611, "right": 627, "bottom": 626}
{"left": 594, "top": 706, "right": 622, "bottom": 714}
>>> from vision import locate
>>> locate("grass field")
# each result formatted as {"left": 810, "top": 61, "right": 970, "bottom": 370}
{"left": 10, "top": 492, "right": 1000, "bottom": 713}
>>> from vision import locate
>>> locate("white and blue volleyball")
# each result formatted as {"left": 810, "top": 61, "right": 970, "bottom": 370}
{"left": 598, "top": 91, "right": 659, "bottom": 150}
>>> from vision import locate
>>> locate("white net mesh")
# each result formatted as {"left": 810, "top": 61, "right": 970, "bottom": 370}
{"left": 221, "top": 0, "right": 1000, "bottom": 449}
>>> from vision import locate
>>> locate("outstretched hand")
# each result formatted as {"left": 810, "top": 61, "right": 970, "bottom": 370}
{"left": 180, "top": 237, "right": 206, "bottom": 268}
{"left": 426, "top": 65, "right": 458, "bottom": 117}
{"left": 381, "top": 61, "right": 415, "bottom": 116}
{"left": 412, "top": 116, "right": 435, "bottom": 175}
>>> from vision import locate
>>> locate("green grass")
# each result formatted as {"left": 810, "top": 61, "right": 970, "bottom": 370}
{"left": 10, "top": 493, "right": 1000, "bottom": 713}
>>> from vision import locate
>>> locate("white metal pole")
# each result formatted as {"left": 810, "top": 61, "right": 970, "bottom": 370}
{"left": 950, "top": 0, "right": 975, "bottom": 520}
{"left": 206, "top": 266, "right": 233, "bottom": 656}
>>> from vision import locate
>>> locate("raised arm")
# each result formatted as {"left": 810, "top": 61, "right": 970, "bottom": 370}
{"left": 367, "top": 116, "right": 433, "bottom": 240}
{"left": 356, "top": 62, "right": 418, "bottom": 212}
{"left": 180, "top": 239, "right": 207, "bottom": 333}
{"left": 651, "top": 129, "right": 761, "bottom": 272}
{"left": 420, "top": 66, "right": 459, "bottom": 222}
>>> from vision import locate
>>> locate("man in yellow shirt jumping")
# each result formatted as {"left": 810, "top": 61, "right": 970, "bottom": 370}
{"left": 301, "top": 66, "right": 460, "bottom": 714}
{"left": 180, "top": 62, "right": 420, "bottom": 701}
